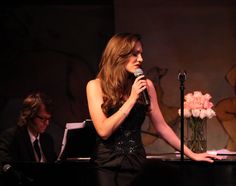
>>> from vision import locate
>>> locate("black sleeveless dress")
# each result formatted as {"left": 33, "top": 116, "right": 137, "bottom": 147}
{"left": 90, "top": 102, "right": 148, "bottom": 186}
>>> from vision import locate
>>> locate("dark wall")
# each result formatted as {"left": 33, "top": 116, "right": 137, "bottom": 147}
{"left": 115, "top": 0, "right": 236, "bottom": 152}
{"left": 2, "top": 0, "right": 236, "bottom": 155}
{"left": 0, "top": 1, "right": 114, "bottom": 153}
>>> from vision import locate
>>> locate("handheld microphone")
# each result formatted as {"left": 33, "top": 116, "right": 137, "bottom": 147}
{"left": 134, "top": 68, "right": 150, "bottom": 106}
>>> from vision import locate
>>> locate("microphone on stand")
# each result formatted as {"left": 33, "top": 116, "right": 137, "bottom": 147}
{"left": 178, "top": 70, "right": 187, "bottom": 83}
{"left": 2, "top": 164, "right": 23, "bottom": 185}
{"left": 2, "top": 164, "right": 34, "bottom": 185}
{"left": 134, "top": 68, "right": 150, "bottom": 106}
{"left": 178, "top": 69, "right": 187, "bottom": 161}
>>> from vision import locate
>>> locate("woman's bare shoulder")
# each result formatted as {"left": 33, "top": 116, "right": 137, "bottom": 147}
{"left": 87, "top": 78, "right": 100, "bottom": 87}
{"left": 87, "top": 79, "right": 102, "bottom": 93}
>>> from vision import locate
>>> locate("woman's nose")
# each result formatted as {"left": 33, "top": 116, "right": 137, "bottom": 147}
{"left": 137, "top": 54, "right": 143, "bottom": 63}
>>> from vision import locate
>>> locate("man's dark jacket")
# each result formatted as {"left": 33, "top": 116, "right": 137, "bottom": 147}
{"left": 0, "top": 125, "right": 57, "bottom": 165}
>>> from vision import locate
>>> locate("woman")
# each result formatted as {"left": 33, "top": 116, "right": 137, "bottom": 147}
{"left": 86, "top": 33, "right": 221, "bottom": 186}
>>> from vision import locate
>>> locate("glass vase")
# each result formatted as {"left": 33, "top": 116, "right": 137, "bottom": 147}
{"left": 186, "top": 117, "right": 207, "bottom": 153}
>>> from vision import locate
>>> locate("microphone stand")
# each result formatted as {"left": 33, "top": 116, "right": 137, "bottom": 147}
{"left": 178, "top": 70, "right": 187, "bottom": 161}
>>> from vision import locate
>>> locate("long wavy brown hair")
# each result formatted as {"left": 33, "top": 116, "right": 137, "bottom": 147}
{"left": 97, "top": 33, "right": 142, "bottom": 115}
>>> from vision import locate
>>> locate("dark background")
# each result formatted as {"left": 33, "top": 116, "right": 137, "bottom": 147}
{"left": 1, "top": 0, "right": 236, "bottom": 155}
{"left": 0, "top": 0, "right": 114, "bottom": 153}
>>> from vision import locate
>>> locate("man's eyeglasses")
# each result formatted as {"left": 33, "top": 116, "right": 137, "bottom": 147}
{"left": 36, "top": 115, "right": 51, "bottom": 123}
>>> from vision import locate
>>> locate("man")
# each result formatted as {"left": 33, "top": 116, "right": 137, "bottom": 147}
{"left": 0, "top": 92, "right": 57, "bottom": 166}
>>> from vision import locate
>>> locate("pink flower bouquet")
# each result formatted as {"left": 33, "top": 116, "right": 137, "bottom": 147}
{"left": 178, "top": 91, "right": 216, "bottom": 119}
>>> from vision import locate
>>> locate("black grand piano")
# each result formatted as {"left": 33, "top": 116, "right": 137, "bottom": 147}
{"left": 1, "top": 120, "right": 236, "bottom": 186}
{"left": 1, "top": 153, "right": 236, "bottom": 186}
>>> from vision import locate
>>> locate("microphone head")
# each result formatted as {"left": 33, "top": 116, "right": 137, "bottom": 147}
{"left": 3, "top": 164, "right": 12, "bottom": 172}
{"left": 178, "top": 70, "right": 187, "bottom": 81}
{"left": 134, "top": 68, "right": 144, "bottom": 77}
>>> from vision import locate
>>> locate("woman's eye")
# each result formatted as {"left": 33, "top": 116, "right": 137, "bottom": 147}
{"left": 132, "top": 52, "right": 138, "bottom": 57}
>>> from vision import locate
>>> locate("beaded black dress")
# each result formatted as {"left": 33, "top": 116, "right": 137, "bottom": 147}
{"left": 90, "top": 102, "right": 148, "bottom": 186}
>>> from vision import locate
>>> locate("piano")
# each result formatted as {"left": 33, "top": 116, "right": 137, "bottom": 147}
{"left": 1, "top": 153, "right": 236, "bottom": 186}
